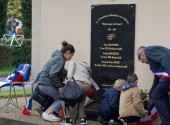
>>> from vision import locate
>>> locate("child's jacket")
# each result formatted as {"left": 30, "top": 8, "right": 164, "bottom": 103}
{"left": 98, "top": 87, "right": 120, "bottom": 119}
{"left": 119, "top": 83, "right": 147, "bottom": 118}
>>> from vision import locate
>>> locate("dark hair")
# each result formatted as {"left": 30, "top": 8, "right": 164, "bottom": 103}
{"left": 61, "top": 41, "right": 75, "bottom": 54}
{"left": 127, "top": 73, "right": 138, "bottom": 83}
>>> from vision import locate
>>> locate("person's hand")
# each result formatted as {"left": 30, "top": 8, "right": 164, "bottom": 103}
{"left": 143, "top": 96, "right": 152, "bottom": 105}
{"left": 144, "top": 110, "right": 148, "bottom": 115}
{"left": 63, "top": 79, "right": 69, "bottom": 84}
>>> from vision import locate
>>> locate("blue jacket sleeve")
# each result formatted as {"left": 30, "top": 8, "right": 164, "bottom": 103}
{"left": 108, "top": 91, "right": 119, "bottom": 110}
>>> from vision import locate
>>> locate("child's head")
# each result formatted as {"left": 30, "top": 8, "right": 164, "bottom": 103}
{"left": 127, "top": 73, "right": 138, "bottom": 84}
{"left": 114, "top": 79, "right": 126, "bottom": 91}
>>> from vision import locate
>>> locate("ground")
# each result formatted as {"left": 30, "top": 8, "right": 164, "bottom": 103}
{"left": 0, "top": 97, "right": 102, "bottom": 125}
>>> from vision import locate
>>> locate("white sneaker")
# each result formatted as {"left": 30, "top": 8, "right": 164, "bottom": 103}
{"left": 120, "top": 119, "right": 127, "bottom": 125}
{"left": 42, "top": 112, "right": 60, "bottom": 122}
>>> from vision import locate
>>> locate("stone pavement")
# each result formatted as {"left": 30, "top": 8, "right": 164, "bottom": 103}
{"left": 0, "top": 97, "right": 102, "bottom": 125}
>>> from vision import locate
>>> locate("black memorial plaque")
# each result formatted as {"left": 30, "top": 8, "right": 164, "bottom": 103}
{"left": 91, "top": 4, "right": 136, "bottom": 89}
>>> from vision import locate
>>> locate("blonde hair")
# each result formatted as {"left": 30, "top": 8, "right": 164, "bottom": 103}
{"left": 114, "top": 79, "right": 126, "bottom": 90}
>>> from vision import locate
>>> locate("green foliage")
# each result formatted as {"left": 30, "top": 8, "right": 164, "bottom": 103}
{"left": 141, "top": 90, "right": 148, "bottom": 100}
{"left": 0, "top": 39, "right": 31, "bottom": 71}
{"left": 7, "top": 0, "right": 22, "bottom": 18}
{"left": 0, "top": 66, "right": 16, "bottom": 76}
{"left": 2, "top": 0, "right": 32, "bottom": 38}
{"left": 12, "top": 39, "right": 31, "bottom": 67}
{"left": 21, "top": 0, "right": 32, "bottom": 38}
{"left": 0, "top": 46, "right": 11, "bottom": 69}
{"left": 0, "top": 0, "right": 8, "bottom": 36}
{"left": 0, "top": 0, "right": 32, "bottom": 72}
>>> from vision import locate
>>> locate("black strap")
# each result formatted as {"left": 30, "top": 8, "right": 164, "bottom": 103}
{"left": 65, "top": 101, "right": 66, "bottom": 117}
{"left": 64, "top": 101, "right": 80, "bottom": 125}
{"left": 73, "top": 102, "right": 79, "bottom": 124}
{"left": 72, "top": 76, "right": 76, "bottom": 82}
{"left": 80, "top": 63, "right": 91, "bottom": 74}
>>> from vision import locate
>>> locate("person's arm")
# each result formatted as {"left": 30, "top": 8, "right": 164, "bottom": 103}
{"left": 108, "top": 91, "right": 119, "bottom": 110}
{"left": 49, "top": 58, "right": 64, "bottom": 87}
{"left": 132, "top": 89, "right": 148, "bottom": 116}
{"left": 149, "top": 76, "right": 159, "bottom": 97}
{"left": 67, "top": 61, "right": 76, "bottom": 81}
{"left": 34, "top": 71, "right": 42, "bottom": 83}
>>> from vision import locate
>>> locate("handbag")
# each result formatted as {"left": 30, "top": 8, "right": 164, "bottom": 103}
{"left": 60, "top": 78, "right": 84, "bottom": 102}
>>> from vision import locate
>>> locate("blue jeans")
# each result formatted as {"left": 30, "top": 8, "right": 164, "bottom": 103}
{"left": 39, "top": 85, "right": 62, "bottom": 112}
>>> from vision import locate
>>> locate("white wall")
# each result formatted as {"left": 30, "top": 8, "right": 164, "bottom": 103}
{"left": 32, "top": 0, "right": 170, "bottom": 93}
{"left": 32, "top": 0, "right": 41, "bottom": 79}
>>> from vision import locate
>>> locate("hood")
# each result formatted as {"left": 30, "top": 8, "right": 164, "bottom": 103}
{"left": 79, "top": 62, "right": 92, "bottom": 74}
{"left": 121, "top": 83, "right": 137, "bottom": 91}
{"left": 51, "top": 50, "right": 63, "bottom": 57}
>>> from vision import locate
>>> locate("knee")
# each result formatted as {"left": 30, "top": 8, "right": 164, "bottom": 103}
{"left": 31, "top": 86, "right": 48, "bottom": 105}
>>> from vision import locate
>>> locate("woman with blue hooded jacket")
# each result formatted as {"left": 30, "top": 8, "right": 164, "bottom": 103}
{"left": 37, "top": 41, "right": 75, "bottom": 122}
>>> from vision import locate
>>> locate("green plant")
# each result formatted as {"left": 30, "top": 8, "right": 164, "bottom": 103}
{"left": 21, "top": 0, "right": 32, "bottom": 38}
{"left": 0, "top": 46, "right": 11, "bottom": 69}
{"left": 0, "top": 0, "right": 8, "bottom": 37}
{"left": 12, "top": 40, "right": 31, "bottom": 66}
{"left": 0, "top": 39, "right": 31, "bottom": 70}
{"left": 141, "top": 90, "right": 148, "bottom": 100}
{"left": 7, "top": 0, "right": 22, "bottom": 18}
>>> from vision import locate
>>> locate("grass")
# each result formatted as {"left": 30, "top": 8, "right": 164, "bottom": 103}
{"left": 0, "top": 66, "right": 16, "bottom": 76}
{"left": 0, "top": 89, "right": 32, "bottom": 99}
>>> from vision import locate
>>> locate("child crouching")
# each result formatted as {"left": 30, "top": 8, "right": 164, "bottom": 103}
{"left": 98, "top": 79, "right": 126, "bottom": 125}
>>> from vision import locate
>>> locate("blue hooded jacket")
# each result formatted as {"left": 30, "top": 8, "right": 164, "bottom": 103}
{"left": 38, "top": 50, "right": 65, "bottom": 88}
{"left": 98, "top": 87, "right": 120, "bottom": 119}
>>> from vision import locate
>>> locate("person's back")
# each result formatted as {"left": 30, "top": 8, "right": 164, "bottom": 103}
{"left": 60, "top": 61, "right": 99, "bottom": 125}
{"left": 98, "top": 79, "right": 125, "bottom": 125}
{"left": 38, "top": 49, "right": 65, "bottom": 88}
{"left": 119, "top": 85, "right": 146, "bottom": 117}
{"left": 119, "top": 73, "right": 147, "bottom": 123}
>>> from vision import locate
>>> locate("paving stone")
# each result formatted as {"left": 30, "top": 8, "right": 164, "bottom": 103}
{"left": 0, "top": 97, "right": 101, "bottom": 125}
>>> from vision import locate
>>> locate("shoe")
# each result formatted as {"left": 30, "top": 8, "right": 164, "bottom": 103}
{"left": 22, "top": 107, "right": 31, "bottom": 115}
{"left": 42, "top": 112, "right": 60, "bottom": 122}
{"left": 97, "top": 116, "right": 107, "bottom": 125}
{"left": 108, "top": 119, "right": 115, "bottom": 125}
{"left": 36, "top": 106, "right": 44, "bottom": 116}
{"left": 80, "top": 117, "right": 88, "bottom": 125}
{"left": 53, "top": 112, "right": 59, "bottom": 117}
{"left": 108, "top": 119, "right": 124, "bottom": 125}
{"left": 60, "top": 117, "right": 73, "bottom": 125}
{"left": 119, "top": 119, "right": 127, "bottom": 125}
